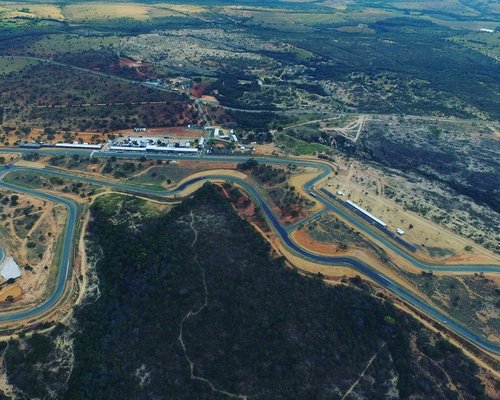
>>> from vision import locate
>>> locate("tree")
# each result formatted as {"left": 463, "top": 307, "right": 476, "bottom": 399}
{"left": 10, "top": 195, "right": 19, "bottom": 206}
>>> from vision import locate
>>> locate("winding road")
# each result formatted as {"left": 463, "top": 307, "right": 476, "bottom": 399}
{"left": 0, "top": 149, "right": 499, "bottom": 356}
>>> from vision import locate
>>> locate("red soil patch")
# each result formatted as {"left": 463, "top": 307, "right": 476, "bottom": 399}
{"left": 191, "top": 82, "right": 209, "bottom": 98}
{"left": 200, "top": 95, "right": 219, "bottom": 104}
{"left": 107, "top": 58, "right": 156, "bottom": 81}
{"left": 117, "top": 127, "right": 204, "bottom": 139}
{"left": 292, "top": 228, "right": 340, "bottom": 256}
{"left": 217, "top": 184, "right": 270, "bottom": 233}
{"left": 488, "top": 275, "right": 500, "bottom": 285}
{"left": 213, "top": 142, "right": 227, "bottom": 149}
{"left": 280, "top": 205, "right": 305, "bottom": 226}
{"left": 162, "top": 127, "right": 203, "bottom": 138}
{"left": 119, "top": 58, "right": 144, "bottom": 68}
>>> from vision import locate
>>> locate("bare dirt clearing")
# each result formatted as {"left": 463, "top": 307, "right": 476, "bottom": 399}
{"left": 0, "top": 189, "right": 66, "bottom": 311}
{"left": 321, "top": 153, "right": 500, "bottom": 262}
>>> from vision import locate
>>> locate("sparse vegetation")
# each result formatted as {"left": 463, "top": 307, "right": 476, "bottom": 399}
{"left": 0, "top": 1, "right": 498, "bottom": 397}
{"left": 4, "top": 185, "right": 488, "bottom": 399}
{"left": 238, "top": 160, "right": 315, "bottom": 220}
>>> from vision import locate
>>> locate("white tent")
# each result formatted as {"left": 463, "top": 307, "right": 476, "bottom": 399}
{"left": 0, "top": 255, "right": 21, "bottom": 280}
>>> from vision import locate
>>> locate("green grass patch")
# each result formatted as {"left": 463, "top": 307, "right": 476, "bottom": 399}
{"left": 0, "top": 57, "right": 39, "bottom": 75}
{"left": 123, "top": 179, "right": 166, "bottom": 191}
{"left": 276, "top": 132, "right": 330, "bottom": 155}
{"left": 93, "top": 192, "right": 164, "bottom": 218}
{"left": 2, "top": 171, "right": 43, "bottom": 189}
{"left": 291, "top": 46, "right": 314, "bottom": 61}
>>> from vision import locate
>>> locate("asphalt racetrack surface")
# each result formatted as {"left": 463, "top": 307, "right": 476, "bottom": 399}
{"left": 0, "top": 149, "right": 498, "bottom": 355}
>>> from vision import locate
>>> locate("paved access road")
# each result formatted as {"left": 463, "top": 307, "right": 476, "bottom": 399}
{"left": 0, "top": 172, "right": 77, "bottom": 324}
{"left": 0, "top": 149, "right": 499, "bottom": 355}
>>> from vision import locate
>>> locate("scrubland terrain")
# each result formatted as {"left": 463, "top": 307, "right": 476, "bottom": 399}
{"left": 0, "top": 0, "right": 498, "bottom": 123}
{"left": 13, "top": 154, "right": 239, "bottom": 191}
{"left": 0, "top": 0, "right": 498, "bottom": 398}
{"left": 0, "top": 62, "right": 212, "bottom": 132}
{"left": 238, "top": 158, "right": 318, "bottom": 224}
{"left": 7, "top": 153, "right": 499, "bottom": 368}
{"left": 1, "top": 186, "right": 495, "bottom": 399}
{"left": 297, "top": 212, "right": 500, "bottom": 342}
{"left": 287, "top": 115, "right": 500, "bottom": 254}
{"left": 0, "top": 189, "right": 66, "bottom": 309}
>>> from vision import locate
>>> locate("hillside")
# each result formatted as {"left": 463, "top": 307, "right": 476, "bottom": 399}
{"left": 2, "top": 185, "right": 492, "bottom": 399}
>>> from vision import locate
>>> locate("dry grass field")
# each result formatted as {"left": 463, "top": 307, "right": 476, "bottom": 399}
{"left": 0, "top": 2, "right": 208, "bottom": 23}
{"left": 62, "top": 3, "right": 150, "bottom": 21}
{"left": 0, "top": 4, "right": 64, "bottom": 20}
{"left": 161, "top": 4, "right": 206, "bottom": 13}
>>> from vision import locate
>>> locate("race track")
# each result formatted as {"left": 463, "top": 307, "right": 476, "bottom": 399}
{"left": 0, "top": 150, "right": 498, "bottom": 355}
